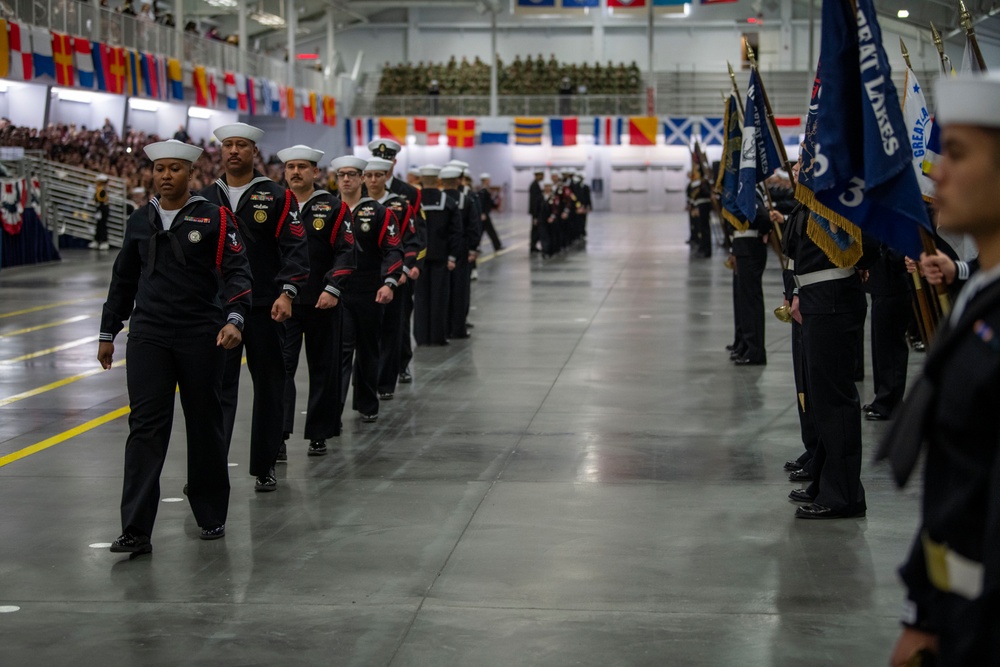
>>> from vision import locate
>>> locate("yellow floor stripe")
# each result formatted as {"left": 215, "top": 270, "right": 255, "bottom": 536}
{"left": 0, "top": 335, "right": 101, "bottom": 364}
{"left": 0, "top": 315, "right": 90, "bottom": 338}
{"left": 477, "top": 240, "right": 525, "bottom": 265}
{"left": 0, "top": 359, "right": 126, "bottom": 407}
{"left": 0, "top": 406, "right": 131, "bottom": 468}
{"left": 0, "top": 298, "right": 98, "bottom": 319}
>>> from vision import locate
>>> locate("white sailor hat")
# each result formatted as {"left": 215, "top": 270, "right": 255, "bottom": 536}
{"left": 533, "top": 167, "right": 545, "bottom": 174}
{"left": 419, "top": 164, "right": 442, "bottom": 177}
{"left": 935, "top": 73, "right": 1000, "bottom": 129}
{"left": 131, "top": 187, "right": 146, "bottom": 195}
{"left": 143, "top": 139, "right": 204, "bottom": 163}
{"left": 95, "top": 174, "right": 110, "bottom": 182}
{"left": 446, "top": 159, "right": 469, "bottom": 170}
{"left": 330, "top": 156, "right": 368, "bottom": 172}
{"left": 439, "top": 166, "right": 463, "bottom": 180}
{"left": 368, "top": 138, "right": 402, "bottom": 158}
{"left": 462, "top": 168, "right": 472, "bottom": 179}
{"left": 213, "top": 122, "right": 264, "bottom": 143}
{"left": 408, "top": 166, "right": 421, "bottom": 176}
{"left": 277, "top": 144, "right": 324, "bottom": 164}
{"left": 365, "top": 158, "right": 394, "bottom": 172}
{"left": 479, "top": 173, "right": 491, "bottom": 180}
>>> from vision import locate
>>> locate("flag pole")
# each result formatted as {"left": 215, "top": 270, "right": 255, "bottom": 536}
{"left": 930, "top": 22, "right": 950, "bottom": 75}
{"left": 959, "top": 1, "right": 989, "bottom": 72}
{"left": 899, "top": 37, "right": 939, "bottom": 344}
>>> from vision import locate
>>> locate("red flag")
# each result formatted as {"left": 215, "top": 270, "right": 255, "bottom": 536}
{"left": 447, "top": 117, "right": 475, "bottom": 148}
{"left": 51, "top": 31, "right": 74, "bottom": 86}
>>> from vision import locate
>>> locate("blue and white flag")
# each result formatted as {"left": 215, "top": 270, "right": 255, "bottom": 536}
{"left": 714, "top": 93, "right": 746, "bottom": 231}
{"left": 901, "top": 67, "right": 935, "bottom": 201}
{"left": 663, "top": 116, "right": 696, "bottom": 146}
{"left": 699, "top": 116, "right": 724, "bottom": 145}
{"left": 736, "top": 68, "right": 782, "bottom": 222}
{"left": 806, "top": 0, "right": 930, "bottom": 260}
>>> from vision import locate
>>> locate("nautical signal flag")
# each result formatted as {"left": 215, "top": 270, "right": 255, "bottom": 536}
{"left": 323, "top": 96, "right": 336, "bottom": 126}
{"left": 51, "top": 31, "right": 74, "bottom": 86}
{"left": 593, "top": 116, "right": 622, "bottom": 145}
{"left": 194, "top": 65, "right": 209, "bottom": 106}
{"left": 302, "top": 91, "right": 317, "bottom": 124}
{"left": 236, "top": 74, "right": 248, "bottom": 112}
{"left": 413, "top": 117, "right": 443, "bottom": 145}
{"left": 285, "top": 86, "right": 296, "bottom": 119}
{"left": 168, "top": 58, "right": 183, "bottom": 100}
{"left": 663, "top": 117, "right": 697, "bottom": 146}
{"left": 7, "top": 21, "right": 32, "bottom": 80}
{"left": 224, "top": 71, "right": 238, "bottom": 110}
{"left": 479, "top": 117, "right": 510, "bottom": 144}
{"left": 514, "top": 117, "right": 544, "bottom": 145}
{"left": 346, "top": 118, "right": 375, "bottom": 147}
{"left": 550, "top": 117, "right": 577, "bottom": 146}
{"left": 628, "top": 116, "right": 657, "bottom": 146}
{"left": 378, "top": 117, "right": 407, "bottom": 144}
{"left": 0, "top": 19, "right": 8, "bottom": 79}
{"left": 74, "top": 36, "right": 94, "bottom": 89}
{"left": 32, "top": 27, "right": 55, "bottom": 80}
{"left": 447, "top": 118, "right": 475, "bottom": 148}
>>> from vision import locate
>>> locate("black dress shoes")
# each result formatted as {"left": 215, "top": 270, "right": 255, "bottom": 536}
{"left": 795, "top": 503, "right": 866, "bottom": 520}
{"left": 398, "top": 371, "right": 413, "bottom": 384}
{"left": 111, "top": 532, "right": 152, "bottom": 555}
{"left": 864, "top": 408, "right": 889, "bottom": 421}
{"left": 276, "top": 441, "right": 288, "bottom": 463}
{"left": 734, "top": 357, "right": 766, "bottom": 366}
{"left": 255, "top": 468, "right": 277, "bottom": 492}
{"left": 788, "top": 488, "right": 814, "bottom": 503}
{"left": 788, "top": 468, "right": 813, "bottom": 482}
{"left": 360, "top": 413, "right": 378, "bottom": 423}
{"left": 308, "top": 440, "right": 327, "bottom": 456}
{"left": 729, "top": 349, "right": 747, "bottom": 360}
{"left": 200, "top": 525, "right": 225, "bottom": 540}
{"left": 378, "top": 392, "right": 394, "bottom": 400}
{"left": 783, "top": 460, "right": 804, "bottom": 472}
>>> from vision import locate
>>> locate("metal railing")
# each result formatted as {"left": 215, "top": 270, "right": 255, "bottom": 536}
{"left": 361, "top": 95, "right": 647, "bottom": 117}
{"left": 0, "top": 152, "right": 129, "bottom": 248}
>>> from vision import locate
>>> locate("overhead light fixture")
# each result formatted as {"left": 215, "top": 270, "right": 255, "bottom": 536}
{"left": 205, "top": 0, "right": 237, "bottom": 6}
{"left": 55, "top": 88, "right": 92, "bottom": 103}
{"left": 897, "top": 9, "right": 909, "bottom": 18}
{"left": 129, "top": 99, "right": 160, "bottom": 112}
{"left": 250, "top": 11, "right": 285, "bottom": 27}
{"left": 188, "top": 107, "right": 214, "bottom": 119}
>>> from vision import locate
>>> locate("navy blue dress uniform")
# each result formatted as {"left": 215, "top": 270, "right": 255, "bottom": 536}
{"left": 535, "top": 183, "right": 570, "bottom": 258}
{"left": 729, "top": 187, "right": 771, "bottom": 365}
{"left": 100, "top": 140, "right": 252, "bottom": 553}
{"left": 877, "top": 73, "right": 1000, "bottom": 666}
{"left": 574, "top": 171, "right": 592, "bottom": 242}
{"left": 92, "top": 174, "right": 110, "bottom": 249}
{"left": 199, "top": 123, "right": 309, "bottom": 489}
{"left": 413, "top": 165, "right": 463, "bottom": 346}
{"left": 529, "top": 170, "right": 544, "bottom": 253}
{"left": 335, "top": 156, "right": 404, "bottom": 421}
{"left": 441, "top": 166, "right": 479, "bottom": 339}
{"left": 375, "top": 185, "right": 413, "bottom": 398}
{"left": 476, "top": 174, "right": 503, "bottom": 252}
{"left": 686, "top": 173, "right": 713, "bottom": 258}
{"left": 786, "top": 207, "right": 878, "bottom": 518}
{"left": 864, "top": 244, "right": 910, "bottom": 420}
{"left": 276, "top": 145, "right": 356, "bottom": 456}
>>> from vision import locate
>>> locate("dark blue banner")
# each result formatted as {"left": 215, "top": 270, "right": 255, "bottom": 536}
{"left": 737, "top": 68, "right": 782, "bottom": 222}
{"left": 714, "top": 93, "right": 746, "bottom": 231}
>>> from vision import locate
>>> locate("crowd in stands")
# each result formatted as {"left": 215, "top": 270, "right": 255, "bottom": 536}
{"left": 0, "top": 120, "right": 271, "bottom": 195}
{"left": 378, "top": 54, "right": 643, "bottom": 97}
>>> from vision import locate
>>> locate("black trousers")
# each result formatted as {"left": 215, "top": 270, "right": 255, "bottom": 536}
{"left": 378, "top": 282, "right": 405, "bottom": 394}
{"left": 696, "top": 204, "right": 712, "bottom": 257}
{"left": 95, "top": 204, "right": 109, "bottom": 243}
{"left": 414, "top": 261, "right": 450, "bottom": 345}
{"left": 530, "top": 217, "right": 540, "bottom": 252}
{"left": 481, "top": 215, "right": 502, "bottom": 251}
{"left": 121, "top": 333, "right": 229, "bottom": 537}
{"left": 221, "top": 306, "right": 286, "bottom": 477}
{"left": 734, "top": 241, "right": 767, "bottom": 363}
{"left": 869, "top": 291, "right": 910, "bottom": 415}
{"left": 540, "top": 219, "right": 563, "bottom": 256}
{"left": 731, "top": 270, "right": 742, "bottom": 350}
{"left": 802, "top": 309, "right": 867, "bottom": 513}
{"left": 282, "top": 304, "right": 343, "bottom": 441}
{"left": 399, "top": 279, "right": 415, "bottom": 374}
{"left": 449, "top": 255, "right": 471, "bottom": 338}
{"left": 791, "top": 319, "right": 819, "bottom": 471}
{"left": 341, "top": 286, "right": 383, "bottom": 417}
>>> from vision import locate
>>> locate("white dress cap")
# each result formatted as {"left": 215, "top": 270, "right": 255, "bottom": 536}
{"left": 446, "top": 159, "right": 469, "bottom": 169}
{"left": 419, "top": 164, "right": 442, "bottom": 177}
{"left": 213, "top": 122, "right": 265, "bottom": 143}
{"left": 365, "top": 158, "right": 394, "bottom": 172}
{"left": 368, "top": 138, "right": 402, "bottom": 158}
{"left": 143, "top": 139, "right": 204, "bottom": 163}
{"left": 935, "top": 73, "right": 1000, "bottom": 129}
{"left": 462, "top": 168, "right": 472, "bottom": 179}
{"left": 277, "top": 144, "right": 324, "bottom": 163}
{"left": 439, "top": 166, "right": 463, "bottom": 180}
{"left": 330, "top": 156, "right": 368, "bottom": 172}
{"left": 479, "top": 173, "right": 491, "bottom": 180}
{"left": 95, "top": 174, "right": 110, "bottom": 182}
{"left": 408, "top": 166, "right": 421, "bottom": 176}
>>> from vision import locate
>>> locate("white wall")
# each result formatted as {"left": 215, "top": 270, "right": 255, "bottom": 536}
{"left": 48, "top": 89, "right": 127, "bottom": 134}
{"left": 126, "top": 98, "right": 188, "bottom": 139}
{"left": 0, "top": 82, "right": 49, "bottom": 129}
{"left": 186, "top": 109, "right": 239, "bottom": 146}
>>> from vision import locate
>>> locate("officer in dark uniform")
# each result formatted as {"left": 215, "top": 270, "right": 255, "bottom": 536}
{"left": 91, "top": 174, "right": 111, "bottom": 250}
{"left": 440, "top": 165, "right": 479, "bottom": 339}
{"left": 687, "top": 167, "right": 713, "bottom": 258}
{"left": 368, "top": 139, "right": 426, "bottom": 392}
{"left": 729, "top": 186, "right": 772, "bottom": 366}
{"left": 413, "top": 165, "right": 461, "bottom": 346}
{"left": 277, "top": 145, "right": 355, "bottom": 458}
{"left": 200, "top": 122, "right": 309, "bottom": 493}
{"left": 333, "top": 155, "right": 403, "bottom": 423}
{"left": 785, "top": 150, "right": 878, "bottom": 517}
{"left": 881, "top": 73, "right": 1000, "bottom": 667}
{"left": 477, "top": 173, "right": 503, "bottom": 252}
{"left": 573, "top": 170, "right": 592, "bottom": 243}
{"left": 100, "top": 139, "right": 252, "bottom": 555}
{"left": 863, "top": 244, "right": 910, "bottom": 421}
{"left": 529, "top": 169, "right": 544, "bottom": 253}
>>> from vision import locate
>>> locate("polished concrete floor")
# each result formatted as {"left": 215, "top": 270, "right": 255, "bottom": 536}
{"left": 0, "top": 212, "right": 922, "bottom": 666}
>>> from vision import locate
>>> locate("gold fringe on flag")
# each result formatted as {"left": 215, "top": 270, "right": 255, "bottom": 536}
{"left": 795, "top": 182, "right": 864, "bottom": 268}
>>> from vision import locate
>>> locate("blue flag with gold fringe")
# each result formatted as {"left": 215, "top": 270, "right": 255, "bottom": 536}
{"left": 737, "top": 68, "right": 782, "bottom": 222}
{"left": 714, "top": 92, "right": 747, "bottom": 231}
{"left": 804, "top": 0, "right": 930, "bottom": 260}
